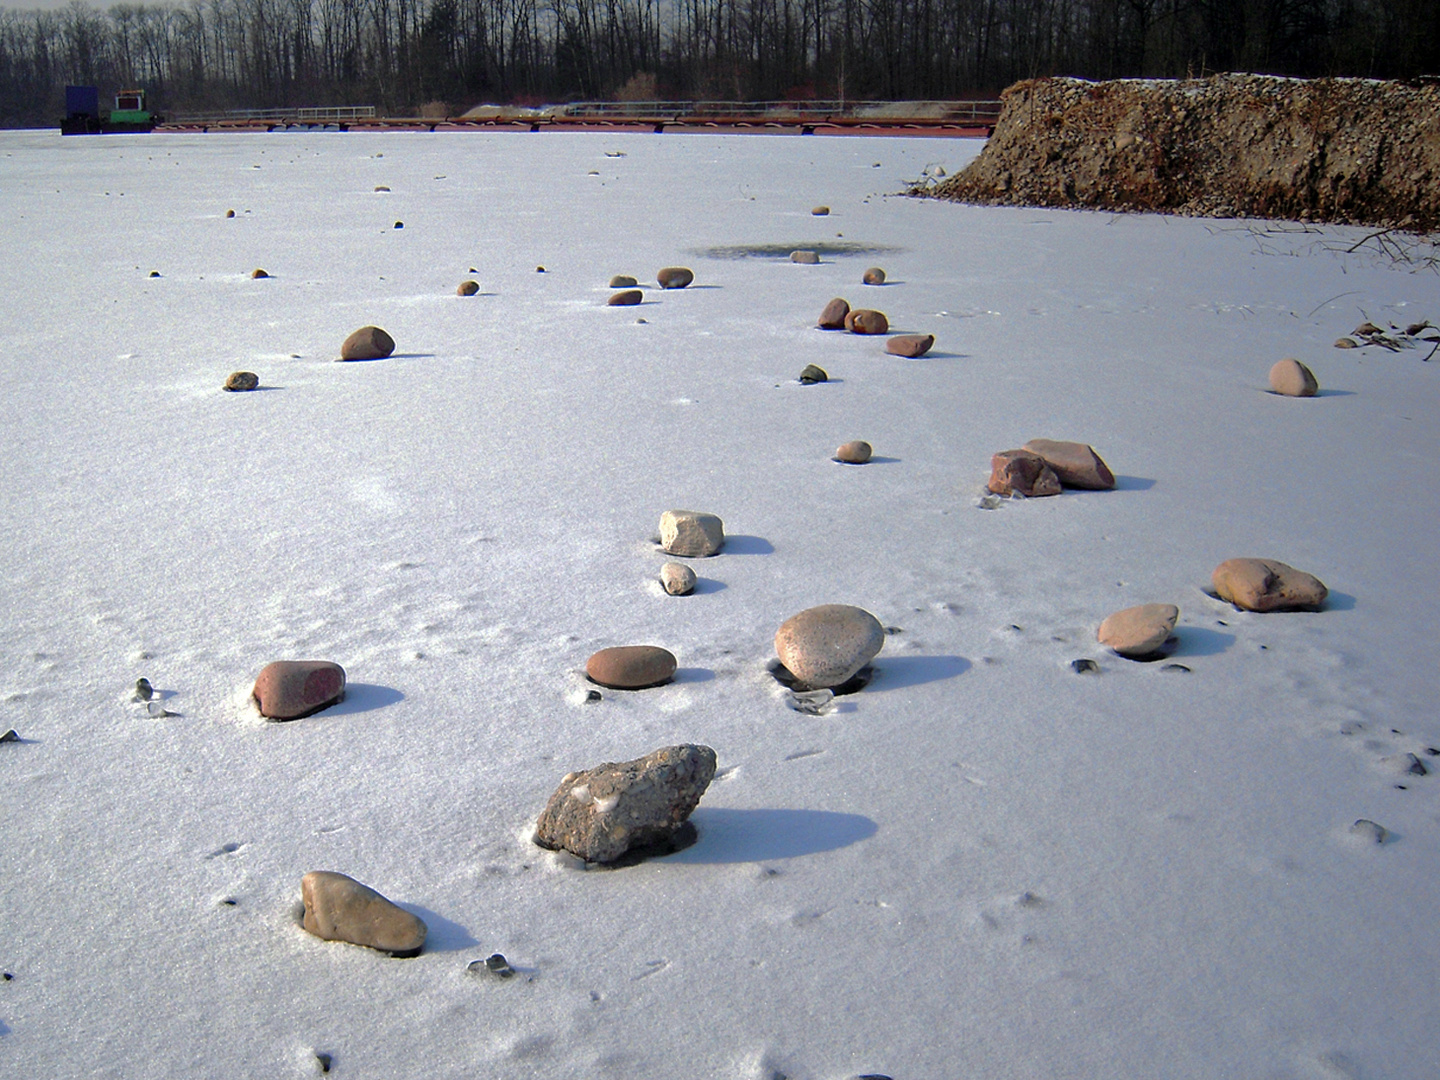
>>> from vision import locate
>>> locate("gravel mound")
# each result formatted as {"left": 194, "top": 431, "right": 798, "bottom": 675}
{"left": 918, "top": 74, "right": 1440, "bottom": 230}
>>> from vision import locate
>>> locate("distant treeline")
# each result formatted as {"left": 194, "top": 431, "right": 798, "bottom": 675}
{"left": 0, "top": 0, "right": 1436, "bottom": 126}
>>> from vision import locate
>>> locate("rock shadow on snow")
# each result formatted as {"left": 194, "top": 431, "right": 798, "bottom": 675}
{"left": 662, "top": 808, "right": 878, "bottom": 863}
{"left": 317, "top": 683, "right": 405, "bottom": 717}
{"left": 396, "top": 904, "right": 478, "bottom": 953}
{"left": 1167, "top": 626, "right": 1234, "bottom": 658}
{"left": 1111, "top": 475, "right": 1157, "bottom": 491}
{"left": 692, "top": 242, "right": 903, "bottom": 260}
{"left": 865, "top": 654, "right": 970, "bottom": 690}
{"left": 720, "top": 535, "right": 774, "bottom": 555}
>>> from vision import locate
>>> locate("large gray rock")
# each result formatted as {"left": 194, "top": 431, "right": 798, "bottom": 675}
{"left": 1022, "top": 439, "right": 1116, "bottom": 489}
{"left": 1097, "top": 603, "right": 1179, "bottom": 657}
{"left": 533, "top": 744, "right": 718, "bottom": 864}
{"left": 774, "top": 604, "right": 884, "bottom": 689}
{"left": 301, "top": 871, "right": 427, "bottom": 956}
{"left": 1212, "top": 558, "right": 1328, "bottom": 612}
{"left": 659, "top": 509, "right": 724, "bottom": 557}
{"left": 252, "top": 660, "right": 346, "bottom": 720}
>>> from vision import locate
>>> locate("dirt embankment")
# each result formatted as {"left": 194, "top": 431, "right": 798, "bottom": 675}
{"left": 920, "top": 74, "right": 1440, "bottom": 230}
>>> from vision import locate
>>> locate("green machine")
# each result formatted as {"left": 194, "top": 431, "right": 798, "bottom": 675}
{"left": 62, "top": 86, "right": 162, "bottom": 134}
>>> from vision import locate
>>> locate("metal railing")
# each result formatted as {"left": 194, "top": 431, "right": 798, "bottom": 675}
{"left": 170, "top": 104, "right": 376, "bottom": 124}
{"left": 557, "top": 100, "right": 1002, "bottom": 122}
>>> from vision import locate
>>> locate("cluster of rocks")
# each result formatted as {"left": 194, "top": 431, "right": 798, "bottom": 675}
{"left": 816, "top": 296, "right": 933, "bottom": 358}
{"left": 604, "top": 266, "right": 693, "bottom": 306}
{"left": 987, "top": 438, "right": 1115, "bottom": 497}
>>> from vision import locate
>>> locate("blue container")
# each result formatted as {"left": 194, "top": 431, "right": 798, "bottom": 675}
{"left": 66, "top": 85, "right": 99, "bottom": 118}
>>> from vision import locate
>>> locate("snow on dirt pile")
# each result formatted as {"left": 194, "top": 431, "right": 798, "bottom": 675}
{"left": 920, "top": 74, "right": 1440, "bottom": 229}
{"left": 0, "top": 128, "right": 1438, "bottom": 1080}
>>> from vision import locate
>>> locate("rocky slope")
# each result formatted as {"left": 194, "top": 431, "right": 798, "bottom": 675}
{"left": 919, "top": 74, "right": 1440, "bottom": 230}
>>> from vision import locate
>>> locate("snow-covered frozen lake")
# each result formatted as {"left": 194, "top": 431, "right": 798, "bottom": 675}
{"left": 0, "top": 127, "right": 1437, "bottom": 1079}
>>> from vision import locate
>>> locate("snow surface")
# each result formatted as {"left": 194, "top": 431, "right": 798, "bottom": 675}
{"left": 0, "top": 128, "right": 1437, "bottom": 1080}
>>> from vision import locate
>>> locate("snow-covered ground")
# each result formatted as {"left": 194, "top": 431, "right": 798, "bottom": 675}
{"left": 0, "top": 127, "right": 1436, "bottom": 1080}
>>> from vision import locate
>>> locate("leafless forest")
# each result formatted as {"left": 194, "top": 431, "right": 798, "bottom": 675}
{"left": 0, "top": 0, "right": 1435, "bottom": 125}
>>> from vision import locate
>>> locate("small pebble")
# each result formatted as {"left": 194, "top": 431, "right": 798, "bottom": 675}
{"left": 811, "top": 205, "right": 830, "bottom": 215}
{"left": 393, "top": 221, "right": 403, "bottom": 228}
{"left": 835, "top": 440, "right": 872, "bottom": 464}
{"left": 608, "top": 289, "right": 643, "bottom": 306}
{"left": 457, "top": 280, "right": 479, "bottom": 296}
{"left": 798, "top": 364, "right": 828, "bottom": 384}
{"left": 315, "top": 1051, "right": 333, "bottom": 1073}
{"left": 374, "top": 184, "right": 390, "bottom": 191}
{"left": 224, "top": 371, "right": 260, "bottom": 392}
{"left": 656, "top": 266, "right": 693, "bottom": 288}
{"left": 148, "top": 270, "right": 160, "bottom": 277}
{"left": 584, "top": 689, "right": 602, "bottom": 703}
{"left": 225, "top": 209, "right": 235, "bottom": 217}
{"left": 790, "top": 250, "right": 820, "bottom": 264}
{"left": 536, "top": 265, "right": 546, "bottom": 272}
{"left": 1333, "top": 337, "right": 1357, "bottom": 348}
{"left": 134, "top": 677, "right": 154, "bottom": 701}
{"left": 250, "top": 268, "right": 269, "bottom": 279}
{"left": 862, "top": 267, "right": 886, "bottom": 285}
{"left": 609, "top": 275, "right": 638, "bottom": 288}
{"left": 1161, "top": 663, "right": 1192, "bottom": 673}
{"left": 485, "top": 953, "right": 516, "bottom": 977}
{"left": 660, "top": 562, "right": 697, "bottom": 596}
{"left": 1070, "top": 659, "right": 1099, "bottom": 674}
{"left": 0, "top": 729, "right": 19, "bottom": 743}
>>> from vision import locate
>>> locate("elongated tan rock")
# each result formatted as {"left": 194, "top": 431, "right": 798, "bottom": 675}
{"left": 844, "top": 309, "right": 889, "bottom": 334}
{"left": 608, "top": 289, "right": 643, "bottom": 306}
{"left": 533, "top": 744, "right": 717, "bottom": 864}
{"left": 656, "top": 266, "right": 693, "bottom": 289}
{"left": 586, "top": 646, "right": 677, "bottom": 689}
{"left": 340, "top": 326, "right": 395, "bottom": 361}
{"left": 1212, "top": 559, "right": 1328, "bottom": 612}
{"left": 790, "top": 250, "right": 820, "bottom": 264}
{"left": 1023, "top": 439, "right": 1116, "bottom": 490}
{"left": 301, "top": 871, "right": 427, "bottom": 957}
{"left": 835, "top": 440, "right": 872, "bottom": 464}
{"left": 1098, "top": 603, "right": 1179, "bottom": 657}
{"left": 609, "top": 274, "right": 638, "bottom": 288}
{"left": 659, "top": 510, "right": 724, "bottom": 557}
{"left": 775, "top": 604, "right": 884, "bottom": 689}
{"left": 252, "top": 660, "right": 346, "bottom": 720}
{"left": 886, "top": 334, "right": 934, "bottom": 358}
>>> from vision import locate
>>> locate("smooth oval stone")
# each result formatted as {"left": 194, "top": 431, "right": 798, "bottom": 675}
{"left": 656, "top": 266, "right": 693, "bottom": 289}
{"left": 799, "top": 363, "right": 829, "bottom": 384}
{"left": 660, "top": 562, "right": 697, "bottom": 596}
{"left": 818, "top": 298, "right": 850, "bottom": 329}
{"left": 250, "top": 268, "right": 269, "bottom": 279}
{"left": 1098, "top": 603, "right": 1179, "bottom": 657}
{"left": 225, "top": 209, "right": 235, "bottom": 217}
{"left": 456, "top": 280, "right": 479, "bottom": 296}
{"left": 988, "top": 449, "right": 1062, "bottom": 497}
{"left": 301, "top": 871, "right": 426, "bottom": 957}
{"left": 340, "top": 326, "right": 395, "bottom": 361}
{"left": 774, "top": 604, "right": 885, "bottom": 690}
{"left": 533, "top": 744, "right": 717, "bottom": 864}
{"left": 862, "top": 267, "right": 886, "bottom": 285}
{"left": 1212, "top": 558, "right": 1328, "bottom": 612}
{"left": 844, "top": 309, "right": 888, "bottom": 334}
{"left": 609, "top": 275, "right": 638, "bottom": 288}
{"left": 811, "top": 205, "right": 830, "bottom": 216}
{"left": 835, "top": 440, "right": 872, "bottom": 464}
{"left": 252, "top": 660, "right": 346, "bottom": 720}
{"left": 224, "top": 371, "right": 259, "bottom": 392}
{"left": 1269, "top": 357, "right": 1319, "bottom": 396}
{"left": 790, "top": 250, "right": 820, "bottom": 264}
{"left": 608, "top": 289, "right": 643, "bottom": 306}
{"left": 886, "top": 334, "right": 934, "bottom": 357}
{"left": 659, "top": 509, "right": 724, "bottom": 557}
{"left": 586, "top": 646, "right": 678, "bottom": 689}
{"left": 373, "top": 185, "right": 390, "bottom": 192}
{"left": 1022, "top": 438, "right": 1115, "bottom": 489}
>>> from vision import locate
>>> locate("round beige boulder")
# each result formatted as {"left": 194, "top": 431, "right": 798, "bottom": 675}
{"left": 1269, "top": 358, "right": 1319, "bottom": 397}
{"left": 774, "top": 604, "right": 884, "bottom": 689}
{"left": 862, "top": 267, "right": 886, "bottom": 285}
{"left": 660, "top": 562, "right": 697, "bottom": 596}
{"left": 835, "top": 440, "right": 872, "bottom": 464}
{"left": 656, "top": 266, "right": 694, "bottom": 289}
{"left": 456, "top": 280, "right": 479, "bottom": 296}
{"left": 1098, "top": 603, "right": 1179, "bottom": 658}
{"left": 844, "top": 309, "right": 888, "bottom": 334}
{"left": 1212, "top": 558, "right": 1328, "bottom": 612}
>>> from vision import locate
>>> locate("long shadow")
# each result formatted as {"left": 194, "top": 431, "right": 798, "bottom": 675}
{"left": 1112, "top": 475, "right": 1157, "bottom": 491}
{"left": 397, "top": 904, "right": 479, "bottom": 953}
{"left": 1324, "top": 590, "right": 1356, "bottom": 611}
{"left": 672, "top": 667, "right": 715, "bottom": 684}
{"left": 690, "top": 577, "right": 728, "bottom": 595}
{"left": 663, "top": 808, "right": 878, "bottom": 863}
{"left": 322, "top": 683, "right": 405, "bottom": 717}
{"left": 866, "top": 654, "right": 970, "bottom": 691}
{"left": 722, "top": 535, "right": 774, "bottom": 555}
{"left": 1171, "top": 626, "right": 1234, "bottom": 657}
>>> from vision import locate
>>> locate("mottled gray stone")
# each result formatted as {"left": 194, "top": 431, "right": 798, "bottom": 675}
{"left": 660, "top": 562, "right": 697, "bottom": 596}
{"left": 533, "top": 744, "right": 718, "bottom": 864}
{"left": 774, "top": 604, "right": 884, "bottom": 690}
{"left": 224, "top": 371, "right": 259, "bottom": 392}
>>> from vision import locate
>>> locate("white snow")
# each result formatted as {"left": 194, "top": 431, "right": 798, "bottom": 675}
{"left": 0, "top": 127, "right": 1438, "bottom": 1080}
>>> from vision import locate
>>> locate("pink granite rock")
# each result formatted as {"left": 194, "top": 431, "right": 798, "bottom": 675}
{"left": 252, "top": 660, "right": 346, "bottom": 720}
{"left": 886, "top": 334, "right": 934, "bottom": 358}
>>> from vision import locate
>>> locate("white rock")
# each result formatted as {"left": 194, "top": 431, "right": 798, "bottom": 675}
{"left": 659, "top": 510, "right": 724, "bottom": 557}
{"left": 774, "top": 604, "right": 884, "bottom": 689}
